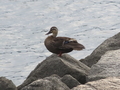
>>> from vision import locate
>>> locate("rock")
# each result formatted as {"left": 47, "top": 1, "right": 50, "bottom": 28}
{"left": 87, "top": 49, "right": 120, "bottom": 81}
{"left": 21, "top": 75, "right": 70, "bottom": 90}
{"left": 18, "top": 54, "right": 90, "bottom": 90}
{"left": 61, "top": 75, "right": 80, "bottom": 89}
{"left": 72, "top": 77, "right": 120, "bottom": 90}
{"left": 81, "top": 32, "right": 120, "bottom": 67}
{"left": 0, "top": 77, "right": 17, "bottom": 90}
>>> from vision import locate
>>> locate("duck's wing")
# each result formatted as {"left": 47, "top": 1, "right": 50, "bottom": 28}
{"left": 52, "top": 37, "right": 71, "bottom": 49}
{"left": 52, "top": 37, "right": 85, "bottom": 50}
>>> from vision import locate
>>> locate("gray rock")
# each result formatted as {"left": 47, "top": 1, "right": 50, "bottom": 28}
{"left": 18, "top": 54, "right": 90, "bottom": 90}
{"left": 87, "top": 49, "right": 120, "bottom": 81}
{"left": 61, "top": 75, "right": 80, "bottom": 89}
{"left": 81, "top": 32, "right": 120, "bottom": 67}
{"left": 72, "top": 77, "right": 120, "bottom": 90}
{"left": 0, "top": 77, "right": 17, "bottom": 90}
{"left": 21, "top": 75, "right": 70, "bottom": 90}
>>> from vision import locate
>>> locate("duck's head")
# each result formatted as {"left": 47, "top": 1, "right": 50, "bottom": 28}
{"left": 46, "top": 26, "right": 58, "bottom": 37}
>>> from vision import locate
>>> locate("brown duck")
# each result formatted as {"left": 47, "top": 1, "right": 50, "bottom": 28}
{"left": 44, "top": 26, "right": 85, "bottom": 56}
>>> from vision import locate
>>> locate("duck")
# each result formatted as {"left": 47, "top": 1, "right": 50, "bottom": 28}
{"left": 44, "top": 26, "right": 85, "bottom": 56}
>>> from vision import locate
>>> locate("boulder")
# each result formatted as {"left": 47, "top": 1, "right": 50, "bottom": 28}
{"left": 61, "top": 75, "right": 80, "bottom": 89}
{"left": 0, "top": 77, "right": 17, "bottom": 90}
{"left": 81, "top": 32, "right": 120, "bottom": 67}
{"left": 72, "top": 77, "right": 120, "bottom": 90}
{"left": 21, "top": 75, "right": 70, "bottom": 90}
{"left": 87, "top": 49, "right": 120, "bottom": 81}
{"left": 18, "top": 54, "right": 90, "bottom": 90}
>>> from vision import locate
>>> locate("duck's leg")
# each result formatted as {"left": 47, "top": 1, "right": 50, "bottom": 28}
{"left": 58, "top": 51, "right": 62, "bottom": 57}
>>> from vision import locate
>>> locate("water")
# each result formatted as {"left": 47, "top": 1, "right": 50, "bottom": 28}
{"left": 0, "top": 0, "right": 120, "bottom": 86}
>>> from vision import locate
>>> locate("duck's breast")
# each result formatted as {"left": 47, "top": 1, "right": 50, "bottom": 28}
{"left": 44, "top": 36, "right": 59, "bottom": 54}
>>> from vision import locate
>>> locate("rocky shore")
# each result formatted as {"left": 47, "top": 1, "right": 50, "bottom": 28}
{"left": 1, "top": 32, "right": 120, "bottom": 90}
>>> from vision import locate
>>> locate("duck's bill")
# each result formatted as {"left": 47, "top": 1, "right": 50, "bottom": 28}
{"left": 45, "top": 32, "right": 50, "bottom": 35}
{"left": 45, "top": 31, "right": 51, "bottom": 35}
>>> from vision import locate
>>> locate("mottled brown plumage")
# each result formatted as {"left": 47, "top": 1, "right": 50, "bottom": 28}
{"left": 44, "top": 26, "right": 85, "bottom": 56}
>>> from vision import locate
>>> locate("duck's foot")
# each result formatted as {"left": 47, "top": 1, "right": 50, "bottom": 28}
{"left": 58, "top": 52, "right": 62, "bottom": 57}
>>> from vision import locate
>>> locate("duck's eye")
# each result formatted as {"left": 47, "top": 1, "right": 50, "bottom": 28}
{"left": 64, "top": 41, "right": 69, "bottom": 44}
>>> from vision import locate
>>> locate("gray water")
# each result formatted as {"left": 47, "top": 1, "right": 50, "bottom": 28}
{"left": 0, "top": 0, "right": 120, "bottom": 86}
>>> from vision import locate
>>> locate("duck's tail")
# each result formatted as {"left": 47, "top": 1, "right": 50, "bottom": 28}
{"left": 63, "top": 38, "right": 85, "bottom": 51}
